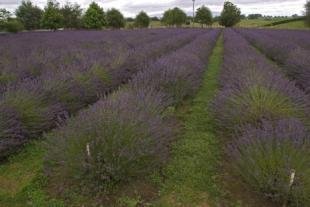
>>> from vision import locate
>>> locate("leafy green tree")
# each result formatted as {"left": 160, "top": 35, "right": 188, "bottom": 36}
{"left": 0, "top": 9, "right": 11, "bottom": 31}
{"left": 135, "top": 11, "right": 150, "bottom": 28}
{"left": 15, "top": 0, "right": 42, "bottom": 30}
{"left": 162, "top": 7, "right": 187, "bottom": 27}
{"left": 306, "top": 1, "right": 310, "bottom": 27}
{"left": 0, "top": 9, "right": 10, "bottom": 20}
{"left": 61, "top": 2, "right": 82, "bottom": 29}
{"left": 195, "top": 5, "right": 213, "bottom": 27}
{"left": 106, "top": 8, "right": 125, "bottom": 29}
{"left": 219, "top": 1, "right": 241, "bottom": 27}
{"left": 83, "top": 2, "right": 105, "bottom": 29}
{"left": 41, "top": 0, "right": 63, "bottom": 30}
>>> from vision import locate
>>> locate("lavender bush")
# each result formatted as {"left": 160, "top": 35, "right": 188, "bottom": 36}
{"left": 213, "top": 29, "right": 310, "bottom": 206}
{"left": 236, "top": 28, "right": 310, "bottom": 94}
{"left": 0, "top": 29, "right": 205, "bottom": 159}
{"left": 44, "top": 30, "right": 220, "bottom": 194}
{"left": 213, "top": 29, "right": 310, "bottom": 135}
{"left": 228, "top": 119, "right": 310, "bottom": 206}
{"left": 45, "top": 88, "right": 175, "bottom": 194}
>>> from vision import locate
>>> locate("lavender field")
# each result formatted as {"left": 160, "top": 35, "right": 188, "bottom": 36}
{"left": 0, "top": 28, "right": 309, "bottom": 207}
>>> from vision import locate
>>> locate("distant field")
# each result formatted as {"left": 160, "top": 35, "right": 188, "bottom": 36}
{"left": 149, "top": 19, "right": 309, "bottom": 30}
{"left": 270, "top": 20, "right": 309, "bottom": 30}
{"left": 237, "top": 19, "right": 278, "bottom": 27}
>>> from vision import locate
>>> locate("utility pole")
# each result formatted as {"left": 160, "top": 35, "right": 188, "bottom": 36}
{"left": 192, "top": 0, "right": 195, "bottom": 26}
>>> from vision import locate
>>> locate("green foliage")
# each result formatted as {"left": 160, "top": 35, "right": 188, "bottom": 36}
{"left": 162, "top": 7, "right": 187, "bottom": 27}
{"left": 15, "top": 0, "right": 43, "bottom": 30}
{"left": 106, "top": 8, "right": 125, "bottom": 29}
{"left": 5, "top": 19, "right": 24, "bottom": 33}
{"left": 44, "top": 93, "right": 167, "bottom": 194}
{"left": 219, "top": 1, "right": 241, "bottom": 27}
{"left": 0, "top": 72, "right": 16, "bottom": 85}
{"left": 117, "top": 196, "right": 142, "bottom": 207}
{"left": 231, "top": 123, "right": 310, "bottom": 206}
{"left": 195, "top": 5, "right": 213, "bottom": 27}
{"left": 134, "top": 11, "right": 150, "bottom": 28}
{"left": 41, "top": 0, "right": 63, "bottom": 30}
{"left": 306, "top": 1, "right": 310, "bottom": 27}
{"left": 247, "top": 13, "right": 262, "bottom": 19}
{"left": 82, "top": 2, "right": 105, "bottom": 29}
{"left": 0, "top": 142, "right": 64, "bottom": 206}
{"left": 3, "top": 91, "right": 46, "bottom": 136}
{"left": 0, "top": 8, "right": 11, "bottom": 31}
{"left": 60, "top": 2, "right": 82, "bottom": 29}
{"left": 218, "top": 85, "right": 306, "bottom": 134}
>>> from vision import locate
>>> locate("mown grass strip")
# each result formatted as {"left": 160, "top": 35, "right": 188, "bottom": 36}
{"left": 0, "top": 141, "right": 64, "bottom": 207}
{"left": 155, "top": 34, "right": 224, "bottom": 207}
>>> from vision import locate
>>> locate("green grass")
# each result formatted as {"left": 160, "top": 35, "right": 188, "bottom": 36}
{"left": 0, "top": 142, "right": 64, "bottom": 206}
{"left": 153, "top": 35, "right": 226, "bottom": 207}
{"left": 237, "top": 19, "right": 278, "bottom": 28}
{"left": 271, "top": 20, "right": 309, "bottom": 30}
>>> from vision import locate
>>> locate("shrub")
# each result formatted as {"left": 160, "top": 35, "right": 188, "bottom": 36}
{"left": 5, "top": 19, "right": 24, "bottom": 33}
{"left": 106, "top": 8, "right": 125, "bottom": 29}
{"left": 134, "top": 11, "right": 150, "bottom": 28}
{"left": 44, "top": 88, "right": 174, "bottom": 194}
{"left": 0, "top": 89, "right": 50, "bottom": 158}
{"left": 213, "top": 83, "right": 308, "bottom": 135}
{"left": 214, "top": 29, "right": 310, "bottom": 135}
{"left": 228, "top": 119, "right": 310, "bottom": 205}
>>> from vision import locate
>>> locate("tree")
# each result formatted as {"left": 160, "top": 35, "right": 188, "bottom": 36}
{"left": 0, "top": 9, "right": 11, "bottom": 31}
{"left": 61, "top": 2, "right": 82, "bottom": 29}
{"left": 41, "top": 0, "right": 63, "bottom": 30}
{"left": 195, "top": 5, "right": 212, "bottom": 27}
{"left": 162, "top": 7, "right": 187, "bottom": 27}
{"left": 135, "top": 11, "right": 150, "bottom": 28}
{"left": 219, "top": 1, "right": 241, "bottom": 27}
{"left": 83, "top": 2, "right": 105, "bottom": 29}
{"left": 247, "top": 13, "right": 262, "bottom": 19}
{"left": 15, "top": 0, "right": 42, "bottom": 30}
{"left": 306, "top": 1, "right": 310, "bottom": 27}
{"left": 126, "top": 17, "right": 134, "bottom": 22}
{"left": 151, "top": 16, "right": 159, "bottom": 21}
{"left": 106, "top": 8, "right": 125, "bottom": 29}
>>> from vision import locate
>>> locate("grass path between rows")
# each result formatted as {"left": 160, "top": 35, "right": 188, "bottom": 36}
{"left": 0, "top": 141, "right": 64, "bottom": 207}
{"left": 154, "top": 34, "right": 225, "bottom": 207}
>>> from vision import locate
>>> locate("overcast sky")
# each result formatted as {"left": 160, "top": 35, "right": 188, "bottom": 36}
{"left": 0, "top": 0, "right": 307, "bottom": 17}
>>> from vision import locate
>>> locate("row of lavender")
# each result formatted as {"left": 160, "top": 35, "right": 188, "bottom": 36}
{"left": 0, "top": 29, "right": 190, "bottom": 93}
{"left": 44, "top": 30, "right": 220, "bottom": 196}
{"left": 213, "top": 29, "right": 310, "bottom": 206}
{"left": 236, "top": 28, "right": 310, "bottom": 94}
{"left": 0, "top": 29, "right": 204, "bottom": 159}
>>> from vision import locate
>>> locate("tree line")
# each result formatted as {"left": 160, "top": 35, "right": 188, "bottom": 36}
{"left": 0, "top": 0, "right": 245, "bottom": 33}
{"left": 3, "top": 0, "right": 308, "bottom": 33}
{"left": 0, "top": 0, "right": 153, "bottom": 32}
